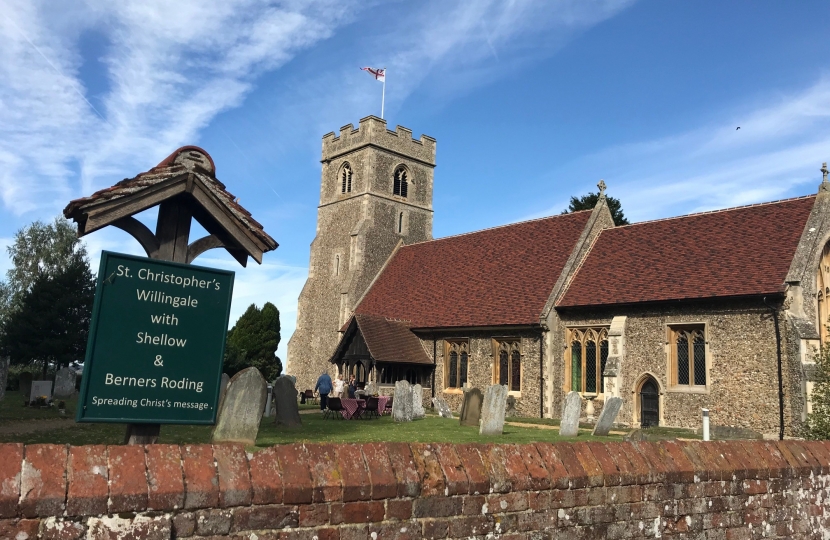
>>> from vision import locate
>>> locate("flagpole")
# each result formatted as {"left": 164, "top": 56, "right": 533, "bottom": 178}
{"left": 381, "top": 69, "right": 386, "bottom": 119}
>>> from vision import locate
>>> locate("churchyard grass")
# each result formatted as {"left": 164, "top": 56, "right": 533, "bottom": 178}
{"left": 0, "top": 390, "right": 632, "bottom": 446}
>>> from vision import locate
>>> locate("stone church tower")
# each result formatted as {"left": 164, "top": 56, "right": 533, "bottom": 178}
{"left": 287, "top": 116, "right": 436, "bottom": 390}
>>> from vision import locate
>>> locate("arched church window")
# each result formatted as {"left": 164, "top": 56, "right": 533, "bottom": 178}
{"left": 566, "top": 328, "right": 609, "bottom": 395}
{"left": 817, "top": 242, "right": 830, "bottom": 345}
{"left": 398, "top": 212, "right": 404, "bottom": 233}
{"left": 393, "top": 166, "right": 408, "bottom": 197}
{"left": 335, "top": 255, "right": 340, "bottom": 276}
{"left": 445, "top": 341, "right": 468, "bottom": 389}
{"left": 494, "top": 340, "right": 521, "bottom": 392}
{"left": 669, "top": 325, "right": 707, "bottom": 388}
{"left": 341, "top": 163, "right": 353, "bottom": 193}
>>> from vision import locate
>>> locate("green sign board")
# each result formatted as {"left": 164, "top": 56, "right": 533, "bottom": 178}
{"left": 77, "top": 251, "right": 235, "bottom": 424}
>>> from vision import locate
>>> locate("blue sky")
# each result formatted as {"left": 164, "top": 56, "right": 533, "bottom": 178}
{"left": 1, "top": 0, "right": 829, "bottom": 361}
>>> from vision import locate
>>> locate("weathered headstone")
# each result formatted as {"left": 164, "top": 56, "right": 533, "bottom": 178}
{"left": 365, "top": 381, "right": 378, "bottom": 396}
{"left": 218, "top": 373, "right": 231, "bottom": 408}
{"left": 29, "top": 381, "right": 53, "bottom": 404}
{"left": 479, "top": 384, "right": 508, "bottom": 436}
{"left": 505, "top": 395, "right": 518, "bottom": 417}
{"left": 432, "top": 397, "right": 454, "bottom": 419}
{"left": 211, "top": 367, "right": 267, "bottom": 445}
{"left": 54, "top": 367, "right": 75, "bottom": 399}
{"left": 0, "top": 357, "right": 8, "bottom": 402}
{"left": 559, "top": 391, "right": 582, "bottom": 437}
{"left": 459, "top": 387, "right": 483, "bottom": 427}
{"left": 273, "top": 375, "right": 302, "bottom": 429}
{"left": 592, "top": 396, "right": 623, "bottom": 436}
{"left": 411, "top": 384, "right": 425, "bottom": 419}
{"left": 19, "top": 372, "right": 33, "bottom": 401}
{"left": 392, "top": 380, "right": 413, "bottom": 422}
{"left": 281, "top": 374, "right": 297, "bottom": 386}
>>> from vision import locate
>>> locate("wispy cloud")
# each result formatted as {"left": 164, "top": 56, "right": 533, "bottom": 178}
{"left": 525, "top": 77, "right": 830, "bottom": 223}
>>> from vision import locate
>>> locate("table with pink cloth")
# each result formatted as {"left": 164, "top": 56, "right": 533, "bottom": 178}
{"left": 340, "top": 398, "right": 366, "bottom": 420}
{"left": 377, "top": 396, "right": 390, "bottom": 415}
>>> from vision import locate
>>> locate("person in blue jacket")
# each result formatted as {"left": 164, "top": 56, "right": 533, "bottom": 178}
{"left": 314, "top": 372, "right": 333, "bottom": 412}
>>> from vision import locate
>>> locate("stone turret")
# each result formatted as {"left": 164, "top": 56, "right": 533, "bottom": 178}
{"left": 287, "top": 116, "right": 436, "bottom": 390}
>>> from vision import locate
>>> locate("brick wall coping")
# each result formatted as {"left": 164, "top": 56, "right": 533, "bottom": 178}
{"left": 1, "top": 439, "right": 828, "bottom": 520}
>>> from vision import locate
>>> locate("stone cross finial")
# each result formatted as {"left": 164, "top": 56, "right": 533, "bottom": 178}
{"left": 822, "top": 162, "right": 829, "bottom": 184}
{"left": 597, "top": 179, "right": 607, "bottom": 197}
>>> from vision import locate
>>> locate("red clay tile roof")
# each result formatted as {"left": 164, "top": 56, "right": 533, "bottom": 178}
{"left": 354, "top": 210, "right": 593, "bottom": 328}
{"left": 348, "top": 314, "right": 432, "bottom": 365}
{"left": 63, "top": 146, "right": 277, "bottom": 251}
{"left": 557, "top": 195, "right": 815, "bottom": 308}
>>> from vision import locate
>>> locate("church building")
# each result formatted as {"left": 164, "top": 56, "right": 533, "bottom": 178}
{"left": 287, "top": 115, "right": 830, "bottom": 436}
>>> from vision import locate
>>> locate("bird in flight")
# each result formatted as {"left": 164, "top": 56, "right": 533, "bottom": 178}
{"left": 736, "top": 127, "right": 741, "bottom": 130}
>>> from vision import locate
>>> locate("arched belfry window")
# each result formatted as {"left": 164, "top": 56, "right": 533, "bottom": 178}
{"left": 340, "top": 163, "right": 353, "bottom": 193}
{"left": 818, "top": 241, "right": 830, "bottom": 345}
{"left": 393, "top": 166, "right": 408, "bottom": 198}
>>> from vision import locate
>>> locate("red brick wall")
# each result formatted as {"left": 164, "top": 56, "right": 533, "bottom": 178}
{"left": 1, "top": 440, "right": 829, "bottom": 539}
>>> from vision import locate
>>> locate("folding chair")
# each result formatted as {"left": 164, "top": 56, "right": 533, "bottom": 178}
{"left": 324, "top": 397, "right": 344, "bottom": 419}
{"left": 364, "top": 396, "right": 380, "bottom": 419}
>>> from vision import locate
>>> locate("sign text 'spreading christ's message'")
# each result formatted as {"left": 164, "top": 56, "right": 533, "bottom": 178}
{"left": 77, "top": 252, "right": 234, "bottom": 424}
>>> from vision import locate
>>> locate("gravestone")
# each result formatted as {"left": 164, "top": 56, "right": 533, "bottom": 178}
{"left": 19, "top": 372, "right": 33, "bottom": 401}
{"left": 211, "top": 367, "right": 268, "bottom": 445}
{"left": 273, "top": 375, "right": 302, "bottom": 429}
{"left": 432, "top": 397, "right": 454, "bottom": 419}
{"left": 592, "top": 396, "right": 623, "bottom": 436}
{"left": 218, "top": 373, "right": 231, "bottom": 407}
{"left": 29, "top": 381, "right": 53, "bottom": 404}
{"left": 0, "top": 357, "right": 8, "bottom": 402}
{"left": 365, "top": 381, "right": 378, "bottom": 396}
{"left": 505, "top": 395, "right": 518, "bottom": 417}
{"left": 392, "top": 380, "right": 413, "bottom": 422}
{"left": 411, "top": 384, "right": 425, "bottom": 419}
{"left": 282, "top": 374, "right": 297, "bottom": 386}
{"left": 559, "top": 391, "right": 582, "bottom": 437}
{"left": 459, "top": 387, "right": 484, "bottom": 427}
{"left": 479, "top": 384, "right": 508, "bottom": 436}
{"left": 54, "top": 367, "right": 75, "bottom": 399}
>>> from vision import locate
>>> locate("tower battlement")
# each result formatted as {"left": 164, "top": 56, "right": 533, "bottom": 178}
{"left": 322, "top": 116, "right": 436, "bottom": 165}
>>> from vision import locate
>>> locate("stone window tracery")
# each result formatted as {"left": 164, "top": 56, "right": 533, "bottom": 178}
{"left": 669, "top": 325, "right": 707, "bottom": 388}
{"left": 445, "top": 341, "right": 468, "bottom": 389}
{"left": 393, "top": 166, "right": 408, "bottom": 198}
{"left": 566, "top": 328, "right": 609, "bottom": 395}
{"left": 494, "top": 340, "right": 521, "bottom": 392}
{"left": 340, "top": 163, "right": 353, "bottom": 193}
{"left": 817, "top": 242, "right": 830, "bottom": 345}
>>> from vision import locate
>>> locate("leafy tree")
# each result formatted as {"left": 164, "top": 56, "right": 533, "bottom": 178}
{"left": 0, "top": 218, "right": 88, "bottom": 323}
{"left": 562, "top": 191, "right": 629, "bottom": 226}
{"left": 223, "top": 302, "right": 282, "bottom": 380}
{"left": 0, "top": 256, "right": 95, "bottom": 378}
{"left": 803, "top": 344, "right": 830, "bottom": 440}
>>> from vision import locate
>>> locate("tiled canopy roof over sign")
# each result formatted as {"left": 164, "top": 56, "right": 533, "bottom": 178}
{"left": 355, "top": 210, "right": 593, "bottom": 328}
{"left": 333, "top": 314, "right": 432, "bottom": 365}
{"left": 64, "top": 146, "right": 277, "bottom": 266}
{"left": 557, "top": 195, "right": 816, "bottom": 308}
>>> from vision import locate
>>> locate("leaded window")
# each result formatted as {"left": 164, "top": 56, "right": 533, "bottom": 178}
{"left": 566, "top": 328, "right": 609, "bottom": 395}
{"left": 341, "top": 163, "right": 353, "bottom": 193}
{"left": 494, "top": 340, "right": 521, "bottom": 392}
{"left": 393, "top": 167, "right": 408, "bottom": 197}
{"left": 670, "top": 326, "right": 707, "bottom": 388}
{"left": 445, "top": 341, "right": 468, "bottom": 389}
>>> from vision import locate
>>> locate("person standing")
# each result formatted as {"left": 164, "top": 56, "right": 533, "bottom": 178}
{"left": 315, "top": 372, "right": 333, "bottom": 412}
{"left": 333, "top": 373, "right": 345, "bottom": 398}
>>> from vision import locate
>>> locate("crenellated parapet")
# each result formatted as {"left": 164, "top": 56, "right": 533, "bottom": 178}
{"left": 322, "top": 115, "right": 436, "bottom": 166}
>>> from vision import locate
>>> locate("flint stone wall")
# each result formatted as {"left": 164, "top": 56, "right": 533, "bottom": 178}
{"left": 2, "top": 440, "right": 829, "bottom": 539}
{"left": 555, "top": 299, "right": 800, "bottom": 436}
{"left": 427, "top": 329, "right": 542, "bottom": 418}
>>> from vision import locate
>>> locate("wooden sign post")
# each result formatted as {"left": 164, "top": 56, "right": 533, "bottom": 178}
{"left": 64, "top": 146, "right": 278, "bottom": 444}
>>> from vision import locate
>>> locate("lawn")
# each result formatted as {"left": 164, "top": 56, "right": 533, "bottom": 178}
{"left": 0, "top": 390, "right": 627, "bottom": 447}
